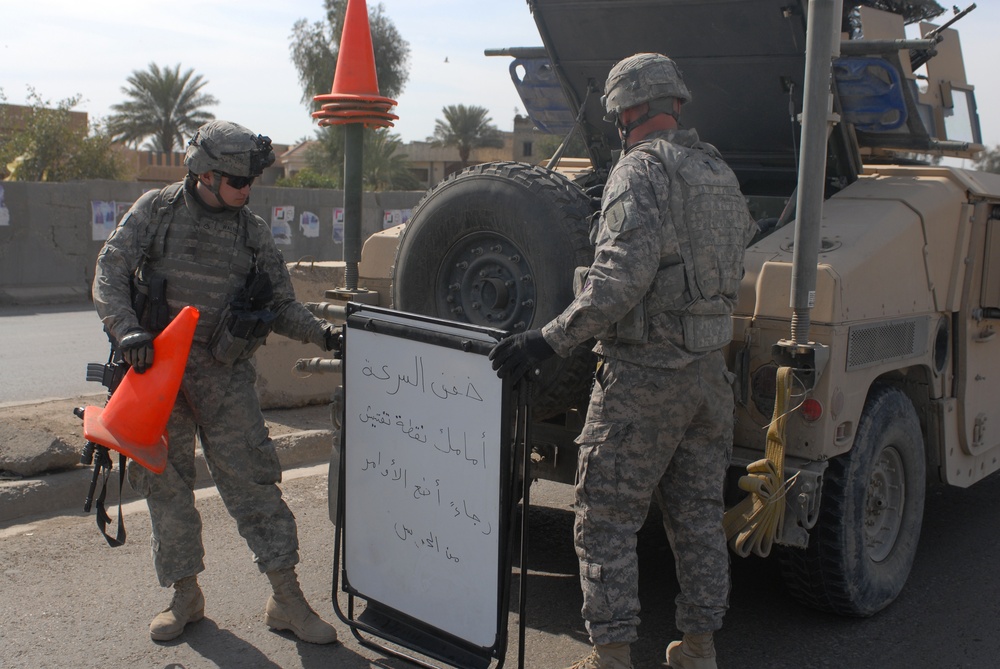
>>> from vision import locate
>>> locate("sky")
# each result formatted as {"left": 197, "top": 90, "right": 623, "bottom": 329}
{"left": 1, "top": 1, "right": 998, "bottom": 151}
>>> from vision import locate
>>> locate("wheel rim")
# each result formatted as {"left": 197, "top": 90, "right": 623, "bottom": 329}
{"left": 436, "top": 232, "right": 535, "bottom": 331}
{"left": 864, "top": 445, "right": 906, "bottom": 562}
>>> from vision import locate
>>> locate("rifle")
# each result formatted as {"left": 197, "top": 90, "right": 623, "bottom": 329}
{"left": 74, "top": 341, "right": 130, "bottom": 547}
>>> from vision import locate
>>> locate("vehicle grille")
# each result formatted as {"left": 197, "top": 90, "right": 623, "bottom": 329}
{"left": 846, "top": 317, "right": 928, "bottom": 370}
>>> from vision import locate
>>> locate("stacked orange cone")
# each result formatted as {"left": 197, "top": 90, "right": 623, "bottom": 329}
{"left": 312, "top": 0, "right": 399, "bottom": 128}
{"left": 83, "top": 306, "right": 200, "bottom": 473}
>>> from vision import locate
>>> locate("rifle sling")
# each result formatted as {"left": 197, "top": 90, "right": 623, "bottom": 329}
{"left": 95, "top": 456, "right": 127, "bottom": 548}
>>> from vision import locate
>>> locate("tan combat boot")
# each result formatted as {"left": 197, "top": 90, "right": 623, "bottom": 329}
{"left": 149, "top": 575, "right": 205, "bottom": 641}
{"left": 563, "top": 642, "right": 632, "bottom": 669}
{"left": 665, "top": 632, "right": 717, "bottom": 669}
{"left": 264, "top": 566, "right": 338, "bottom": 644}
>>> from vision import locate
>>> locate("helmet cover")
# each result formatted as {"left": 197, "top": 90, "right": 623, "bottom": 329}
{"left": 184, "top": 120, "right": 275, "bottom": 177}
{"left": 602, "top": 53, "right": 692, "bottom": 122}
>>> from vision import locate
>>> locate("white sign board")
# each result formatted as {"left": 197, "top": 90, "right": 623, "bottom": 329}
{"left": 343, "top": 308, "right": 508, "bottom": 649}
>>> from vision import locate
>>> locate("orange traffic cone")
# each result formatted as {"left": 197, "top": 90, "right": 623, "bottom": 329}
{"left": 312, "top": 0, "right": 398, "bottom": 128}
{"left": 330, "top": 0, "right": 381, "bottom": 98}
{"left": 83, "top": 306, "right": 200, "bottom": 474}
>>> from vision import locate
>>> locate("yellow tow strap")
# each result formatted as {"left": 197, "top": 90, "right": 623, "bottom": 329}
{"left": 723, "top": 365, "right": 794, "bottom": 558}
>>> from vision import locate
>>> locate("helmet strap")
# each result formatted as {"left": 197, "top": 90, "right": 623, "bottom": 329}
{"left": 208, "top": 172, "right": 244, "bottom": 212}
{"left": 616, "top": 105, "right": 678, "bottom": 148}
{"left": 206, "top": 172, "right": 224, "bottom": 200}
{"left": 189, "top": 172, "right": 233, "bottom": 213}
{"left": 616, "top": 111, "right": 652, "bottom": 147}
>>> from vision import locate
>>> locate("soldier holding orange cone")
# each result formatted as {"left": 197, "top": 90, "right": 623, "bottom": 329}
{"left": 92, "top": 120, "right": 341, "bottom": 645}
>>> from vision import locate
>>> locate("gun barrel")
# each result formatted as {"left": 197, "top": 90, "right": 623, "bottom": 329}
{"left": 926, "top": 3, "right": 976, "bottom": 40}
{"left": 295, "top": 357, "right": 342, "bottom": 374}
{"left": 304, "top": 302, "right": 347, "bottom": 320}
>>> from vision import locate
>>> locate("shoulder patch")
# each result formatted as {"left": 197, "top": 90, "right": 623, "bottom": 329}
{"left": 601, "top": 177, "right": 638, "bottom": 235}
{"left": 604, "top": 197, "right": 629, "bottom": 233}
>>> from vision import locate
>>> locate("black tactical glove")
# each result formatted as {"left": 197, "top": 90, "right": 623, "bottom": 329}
{"left": 488, "top": 329, "right": 555, "bottom": 380}
{"left": 119, "top": 328, "right": 155, "bottom": 374}
{"left": 322, "top": 323, "right": 343, "bottom": 358}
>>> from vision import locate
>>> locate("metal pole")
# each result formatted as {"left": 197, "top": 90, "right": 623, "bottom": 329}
{"left": 789, "top": 0, "right": 842, "bottom": 344}
{"left": 343, "top": 124, "right": 364, "bottom": 291}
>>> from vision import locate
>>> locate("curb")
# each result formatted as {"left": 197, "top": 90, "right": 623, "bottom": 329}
{"left": 0, "top": 428, "right": 335, "bottom": 526}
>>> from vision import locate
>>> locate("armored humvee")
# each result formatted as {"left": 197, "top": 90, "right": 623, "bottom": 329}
{"left": 360, "top": 0, "right": 999, "bottom": 617}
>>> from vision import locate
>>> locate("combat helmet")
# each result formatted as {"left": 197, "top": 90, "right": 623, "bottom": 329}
{"left": 602, "top": 52, "right": 692, "bottom": 123}
{"left": 185, "top": 120, "right": 275, "bottom": 178}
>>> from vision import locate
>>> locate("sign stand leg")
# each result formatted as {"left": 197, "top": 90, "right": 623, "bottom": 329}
{"left": 515, "top": 379, "right": 531, "bottom": 669}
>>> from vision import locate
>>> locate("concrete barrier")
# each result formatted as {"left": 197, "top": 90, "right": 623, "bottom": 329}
{"left": 0, "top": 180, "right": 422, "bottom": 305}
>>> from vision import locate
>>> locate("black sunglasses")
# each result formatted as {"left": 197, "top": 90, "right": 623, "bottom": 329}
{"left": 218, "top": 172, "right": 255, "bottom": 189}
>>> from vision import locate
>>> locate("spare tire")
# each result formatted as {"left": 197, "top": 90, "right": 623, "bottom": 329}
{"left": 392, "top": 161, "right": 596, "bottom": 418}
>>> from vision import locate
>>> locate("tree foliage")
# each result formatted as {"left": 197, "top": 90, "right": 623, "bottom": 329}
{"left": 975, "top": 145, "right": 1000, "bottom": 175}
{"left": 429, "top": 104, "right": 505, "bottom": 167}
{"left": 289, "top": 0, "right": 410, "bottom": 110}
{"left": 280, "top": 125, "right": 419, "bottom": 191}
{"left": 107, "top": 63, "right": 217, "bottom": 151}
{"left": 0, "top": 89, "right": 126, "bottom": 182}
{"left": 275, "top": 167, "right": 340, "bottom": 189}
{"left": 362, "top": 129, "right": 420, "bottom": 190}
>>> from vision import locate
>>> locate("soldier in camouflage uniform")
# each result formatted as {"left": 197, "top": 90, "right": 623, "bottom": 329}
{"left": 93, "top": 120, "right": 341, "bottom": 645}
{"left": 490, "top": 54, "right": 757, "bottom": 669}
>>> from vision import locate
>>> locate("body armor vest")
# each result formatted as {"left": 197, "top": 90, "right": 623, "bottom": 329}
{"left": 137, "top": 183, "right": 258, "bottom": 346}
{"left": 638, "top": 137, "right": 749, "bottom": 351}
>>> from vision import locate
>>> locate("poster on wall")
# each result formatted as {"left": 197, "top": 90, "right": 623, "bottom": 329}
{"left": 382, "top": 208, "right": 412, "bottom": 230}
{"left": 91, "top": 201, "right": 117, "bottom": 240}
{"left": 0, "top": 185, "right": 9, "bottom": 226}
{"left": 299, "top": 211, "right": 319, "bottom": 238}
{"left": 332, "top": 208, "right": 344, "bottom": 244}
{"left": 115, "top": 201, "right": 132, "bottom": 223}
{"left": 271, "top": 206, "right": 294, "bottom": 245}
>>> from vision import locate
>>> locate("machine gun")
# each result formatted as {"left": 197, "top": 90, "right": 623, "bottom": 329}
{"left": 74, "top": 341, "right": 130, "bottom": 547}
{"left": 909, "top": 3, "right": 977, "bottom": 70}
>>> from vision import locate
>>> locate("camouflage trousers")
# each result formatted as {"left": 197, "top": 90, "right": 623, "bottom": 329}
{"left": 574, "top": 352, "right": 733, "bottom": 645}
{"left": 128, "top": 361, "right": 299, "bottom": 587}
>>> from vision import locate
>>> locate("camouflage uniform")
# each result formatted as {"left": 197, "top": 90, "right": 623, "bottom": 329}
{"left": 93, "top": 177, "right": 329, "bottom": 587}
{"left": 542, "top": 127, "right": 757, "bottom": 645}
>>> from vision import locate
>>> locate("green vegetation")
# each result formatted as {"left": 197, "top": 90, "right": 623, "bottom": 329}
{"left": 280, "top": 126, "right": 419, "bottom": 191}
{"left": 0, "top": 89, "right": 126, "bottom": 181}
{"left": 974, "top": 145, "right": 1000, "bottom": 175}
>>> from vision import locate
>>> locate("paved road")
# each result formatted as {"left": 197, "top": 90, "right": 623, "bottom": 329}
{"left": 0, "top": 303, "right": 109, "bottom": 406}
{"left": 4, "top": 306, "right": 1000, "bottom": 667}
{"left": 3, "top": 468, "right": 1000, "bottom": 668}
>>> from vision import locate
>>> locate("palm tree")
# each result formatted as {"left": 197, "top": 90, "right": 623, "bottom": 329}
{"left": 429, "top": 104, "right": 505, "bottom": 168}
{"left": 363, "top": 129, "right": 420, "bottom": 191}
{"left": 107, "top": 63, "right": 218, "bottom": 152}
